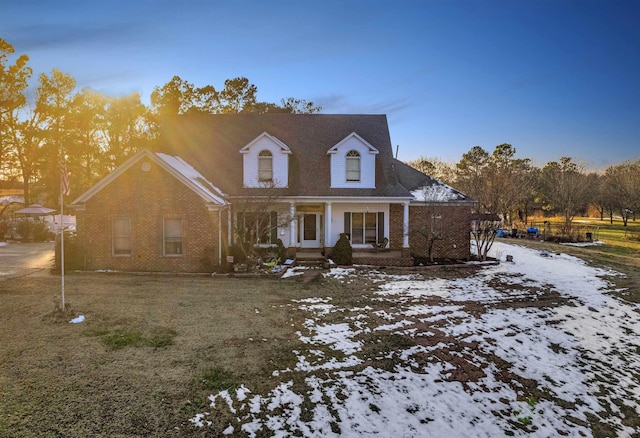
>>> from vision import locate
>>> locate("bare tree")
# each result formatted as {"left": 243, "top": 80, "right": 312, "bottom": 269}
{"left": 471, "top": 213, "right": 501, "bottom": 261}
{"left": 603, "top": 160, "right": 640, "bottom": 226}
{"left": 413, "top": 212, "right": 444, "bottom": 263}
{"left": 229, "top": 181, "right": 296, "bottom": 264}
{"left": 539, "top": 157, "right": 591, "bottom": 234}
{"left": 405, "top": 156, "right": 456, "bottom": 185}
{"left": 454, "top": 144, "right": 537, "bottom": 226}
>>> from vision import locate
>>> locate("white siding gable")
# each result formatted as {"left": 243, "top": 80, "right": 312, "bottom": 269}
{"left": 240, "top": 132, "right": 291, "bottom": 188}
{"left": 327, "top": 132, "right": 378, "bottom": 188}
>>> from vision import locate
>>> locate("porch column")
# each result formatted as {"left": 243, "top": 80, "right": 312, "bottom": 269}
{"left": 403, "top": 201, "right": 410, "bottom": 248}
{"left": 228, "top": 206, "right": 233, "bottom": 247}
{"left": 325, "top": 202, "right": 332, "bottom": 247}
{"left": 289, "top": 202, "right": 296, "bottom": 247}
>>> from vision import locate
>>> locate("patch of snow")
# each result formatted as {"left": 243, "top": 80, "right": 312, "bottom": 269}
{"left": 156, "top": 153, "right": 227, "bottom": 205}
{"left": 191, "top": 241, "right": 639, "bottom": 437}
{"left": 560, "top": 240, "right": 606, "bottom": 247}
{"left": 280, "top": 266, "right": 308, "bottom": 278}
{"left": 377, "top": 279, "right": 452, "bottom": 299}
{"left": 323, "top": 267, "right": 356, "bottom": 279}
{"left": 411, "top": 181, "right": 465, "bottom": 202}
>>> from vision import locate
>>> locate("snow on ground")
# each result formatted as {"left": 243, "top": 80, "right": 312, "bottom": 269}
{"left": 191, "top": 242, "right": 640, "bottom": 437}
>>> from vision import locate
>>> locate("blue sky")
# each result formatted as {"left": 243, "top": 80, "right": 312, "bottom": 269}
{"left": 3, "top": 0, "right": 639, "bottom": 168}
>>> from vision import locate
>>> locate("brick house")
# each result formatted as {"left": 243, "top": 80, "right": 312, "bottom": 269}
{"left": 70, "top": 114, "right": 474, "bottom": 272}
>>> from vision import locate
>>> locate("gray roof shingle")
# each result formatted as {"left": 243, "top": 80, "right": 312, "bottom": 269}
{"left": 155, "top": 113, "right": 471, "bottom": 202}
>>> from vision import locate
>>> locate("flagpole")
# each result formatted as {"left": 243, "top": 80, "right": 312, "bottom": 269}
{"left": 60, "top": 157, "right": 65, "bottom": 311}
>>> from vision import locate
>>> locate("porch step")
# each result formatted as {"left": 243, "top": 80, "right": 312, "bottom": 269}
{"left": 295, "top": 250, "right": 326, "bottom": 264}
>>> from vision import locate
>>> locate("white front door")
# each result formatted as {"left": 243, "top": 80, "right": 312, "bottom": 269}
{"left": 300, "top": 213, "right": 322, "bottom": 248}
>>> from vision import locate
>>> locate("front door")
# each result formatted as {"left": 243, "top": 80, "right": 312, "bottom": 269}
{"left": 300, "top": 213, "right": 322, "bottom": 248}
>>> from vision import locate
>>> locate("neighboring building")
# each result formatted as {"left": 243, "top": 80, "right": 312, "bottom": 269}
{"left": 70, "top": 114, "right": 474, "bottom": 272}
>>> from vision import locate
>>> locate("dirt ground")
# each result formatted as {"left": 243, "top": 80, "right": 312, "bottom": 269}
{"left": 0, "top": 238, "right": 638, "bottom": 437}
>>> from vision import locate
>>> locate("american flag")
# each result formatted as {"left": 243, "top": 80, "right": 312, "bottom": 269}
{"left": 60, "top": 159, "right": 70, "bottom": 196}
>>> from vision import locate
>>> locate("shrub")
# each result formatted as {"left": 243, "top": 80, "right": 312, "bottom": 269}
{"left": 332, "top": 233, "right": 353, "bottom": 265}
{"left": 54, "top": 230, "right": 84, "bottom": 273}
{"left": 276, "top": 238, "right": 287, "bottom": 261}
{"left": 16, "top": 220, "right": 33, "bottom": 241}
{"left": 199, "top": 246, "right": 217, "bottom": 272}
{"left": 33, "top": 222, "right": 53, "bottom": 242}
{"left": 0, "top": 220, "right": 8, "bottom": 241}
{"left": 229, "top": 242, "right": 247, "bottom": 264}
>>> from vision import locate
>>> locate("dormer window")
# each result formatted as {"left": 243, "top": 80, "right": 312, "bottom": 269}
{"left": 258, "top": 150, "right": 273, "bottom": 182}
{"left": 327, "top": 132, "right": 378, "bottom": 188}
{"left": 240, "top": 133, "right": 290, "bottom": 188}
{"left": 346, "top": 150, "right": 361, "bottom": 182}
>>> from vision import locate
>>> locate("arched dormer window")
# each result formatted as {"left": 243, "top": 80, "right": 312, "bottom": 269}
{"left": 346, "top": 150, "right": 361, "bottom": 182}
{"left": 258, "top": 150, "right": 273, "bottom": 182}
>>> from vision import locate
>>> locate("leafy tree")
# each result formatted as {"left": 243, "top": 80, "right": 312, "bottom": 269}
{"left": 538, "top": 157, "right": 591, "bottom": 234}
{"left": 455, "top": 145, "right": 491, "bottom": 210}
{"left": 65, "top": 88, "right": 107, "bottom": 195}
{"left": 102, "top": 93, "right": 150, "bottom": 170}
{"left": 455, "top": 144, "right": 536, "bottom": 226}
{"left": 150, "top": 76, "right": 321, "bottom": 116}
{"left": 0, "top": 38, "right": 32, "bottom": 183}
{"left": 218, "top": 77, "right": 258, "bottom": 113}
{"left": 275, "top": 97, "right": 322, "bottom": 114}
{"left": 150, "top": 75, "right": 218, "bottom": 116}
{"left": 34, "top": 69, "right": 77, "bottom": 203}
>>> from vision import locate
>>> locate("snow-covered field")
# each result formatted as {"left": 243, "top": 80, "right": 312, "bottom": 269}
{"left": 191, "top": 242, "right": 640, "bottom": 437}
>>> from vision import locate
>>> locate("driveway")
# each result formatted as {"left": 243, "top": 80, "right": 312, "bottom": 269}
{"left": 0, "top": 241, "right": 55, "bottom": 280}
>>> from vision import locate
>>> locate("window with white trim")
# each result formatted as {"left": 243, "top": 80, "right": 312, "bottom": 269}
{"left": 258, "top": 150, "right": 273, "bottom": 182}
{"left": 346, "top": 150, "right": 361, "bottom": 182}
{"left": 236, "top": 211, "right": 278, "bottom": 245}
{"left": 343, "top": 212, "right": 384, "bottom": 245}
{"left": 163, "top": 218, "right": 183, "bottom": 256}
{"left": 112, "top": 217, "right": 131, "bottom": 256}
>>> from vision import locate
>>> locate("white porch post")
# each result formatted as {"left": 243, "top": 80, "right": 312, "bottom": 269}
{"left": 403, "top": 201, "right": 410, "bottom": 248}
{"left": 325, "top": 201, "right": 332, "bottom": 247}
{"left": 228, "top": 206, "right": 232, "bottom": 247}
{"left": 289, "top": 202, "right": 296, "bottom": 247}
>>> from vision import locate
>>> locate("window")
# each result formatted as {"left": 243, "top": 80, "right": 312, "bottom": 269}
{"left": 164, "top": 218, "right": 183, "bottom": 256}
{"left": 112, "top": 217, "right": 131, "bottom": 256}
{"left": 431, "top": 214, "right": 443, "bottom": 238}
{"left": 346, "top": 150, "right": 361, "bottom": 182}
{"left": 237, "top": 211, "right": 278, "bottom": 245}
{"left": 344, "top": 212, "right": 384, "bottom": 245}
{"left": 258, "top": 150, "right": 273, "bottom": 182}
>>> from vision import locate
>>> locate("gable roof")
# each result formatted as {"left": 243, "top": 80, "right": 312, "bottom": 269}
{"left": 70, "top": 149, "right": 227, "bottom": 207}
{"left": 392, "top": 159, "right": 474, "bottom": 204}
{"left": 239, "top": 132, "right": 292, "bottom": 155}
{"left": 326, "top": 132, "right": 380, "bottom": 155}
{"left": 155, "top": 113, "right": 412, "bottom": 198}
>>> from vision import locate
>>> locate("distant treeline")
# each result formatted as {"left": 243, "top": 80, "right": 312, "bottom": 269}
{"left": 0, "top": 38, "right": 320, "bottom": 204}
{"left": 406, "top": 146, "right": 640, "bottom": 232}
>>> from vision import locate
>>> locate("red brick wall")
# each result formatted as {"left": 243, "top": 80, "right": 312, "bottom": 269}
{"left": 408, "top": 204, "right": 472, "bottom": 261}
{"left": 389, "top": 204, "right": 405, "bottom": 250}
{"left": 74, "top": 159, "right": 222, "bottom": 272}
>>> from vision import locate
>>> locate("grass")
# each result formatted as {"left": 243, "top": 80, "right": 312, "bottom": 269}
{"left": 1, "top": 218, "right": 638, "bottom": 437}
{"left": 511, "top": 216, "right": 640, "bottom": 303}
{"left": 0, "top": 274, "right": 311, "bottom": 437}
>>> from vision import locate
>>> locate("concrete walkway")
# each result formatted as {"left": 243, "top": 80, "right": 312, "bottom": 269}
{"left": 0, "top": 241, "right": 55, "bottom": 280}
